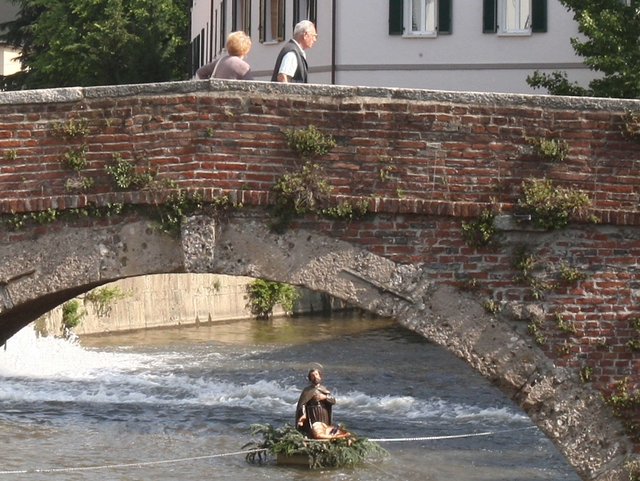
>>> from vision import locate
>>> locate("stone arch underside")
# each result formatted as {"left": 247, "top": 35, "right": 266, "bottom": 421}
{"left": 0, "top": 213, "right": 631, "bottom": 481}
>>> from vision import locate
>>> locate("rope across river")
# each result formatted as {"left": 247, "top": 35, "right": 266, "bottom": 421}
{"left": 0, "top": 426, "right": 537, "bottom": 475}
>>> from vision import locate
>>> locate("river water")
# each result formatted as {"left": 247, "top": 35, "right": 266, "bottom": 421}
{"left": 0, "top": 313, "right": 581, "bottom": 481}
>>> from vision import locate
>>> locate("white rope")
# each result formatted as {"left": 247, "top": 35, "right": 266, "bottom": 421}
{"left": 0, "top": 426, "right": 537, "bottom": 475}
{"left": 368, "top": 426, "right": 537, "bottom": 443}
{"left": 0, "top": 448, "right": 268, "bottom": 475}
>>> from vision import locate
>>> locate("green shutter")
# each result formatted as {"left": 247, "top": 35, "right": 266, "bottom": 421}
{"left": 483, "top": 0, "right": 496, "bottom": 33}
{"left": 532, "top": 0, "right": 547, "bottom": 33}
{"left": 438, "top": 0, "right": 452, "bottom": 34}
{"left": 310, "top": 0, "right": 317, "bottom": 26}
{"left": 259, "top": 0, "right": 265, "bottom": 42}
{"left": 389, "top": 0, "right": 404, "bottom": 35}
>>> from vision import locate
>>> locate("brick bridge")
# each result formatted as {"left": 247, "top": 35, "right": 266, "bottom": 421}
{"left": 0, "top": 81, "right": 639, "bottom": 480}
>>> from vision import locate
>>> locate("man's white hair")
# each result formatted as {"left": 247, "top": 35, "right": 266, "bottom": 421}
{"left": 293, "top": 20, "right": 315, "bottom": 39}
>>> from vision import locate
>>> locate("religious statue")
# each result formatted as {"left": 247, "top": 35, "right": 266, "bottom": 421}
{"left": 295, "top": 369, "right": 350, "bottom": 439}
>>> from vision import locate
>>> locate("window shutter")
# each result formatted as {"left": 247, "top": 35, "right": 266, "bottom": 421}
{"left": 277, "top": 0, "right": 285, "bottom": 41}
{"left": 438, "top": 0, "right": 452, "bottom": 34}
{"left": 293, "top": 0, "right": 299, "bottom": 26}
{"left": 245, "top": 0, "right": 252, "bottom": 36}
{"left": 259, "top": 0, "right": 265, "bottom": 42}
{"left": 389, "top": 0, "right": 404, "bottom": 35}
{"left": 220, "top": 0, "right": 227, "bottom": 54}
{"left": 310, "top": 0, "right": 317, "bottom": 26}
{"left": 483, "top": 0, "right": 497, "bottom": 33}
{"left": 532, "top": 0, "right": 547, "bottom": 33}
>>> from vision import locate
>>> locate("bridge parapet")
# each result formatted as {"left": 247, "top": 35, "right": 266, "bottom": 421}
{"left": 0, "top": 80, "right": 639, "bottom": 224}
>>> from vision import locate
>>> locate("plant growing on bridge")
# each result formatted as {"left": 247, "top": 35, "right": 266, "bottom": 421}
{"left": 61, "top": 144, "right": 89, "bottom": 171}
{"left": 155, "top": 190, "right": 204, "bottom": 235}
{"left": 580, "top": 365, "right": 593, "bottom": 383}
{"left": 461, "top": 208, "right": 500, "bottom": 250}
{"left": 621, "top": 110, "right": 640, "bottom": 141}
{"left": 603, "top": 378, "right": 640, "bottom": 443}
{"left": 3, "top": 148, "right": 17, "bottom": 161}
{"left": 456, "top": 274, "right": 480, "bottom": 292}
{"left": 284, "top": 125, "right": 336, "bottom": 160}
{"left": 246, "top": 278, "right": 299, "bottom": 320}
{"left": 528, "top": 321, "right": 546, "bottom": 346}
{"left": 64, "top": 175, "right": 95, "bottom": 193}
{"left": 31, "top": 208, "right": 59, "bottom": 225}
{"left": 512, "top": 246, "right": 554, "bottom": 300}
{"left": 626, "top": 315, "right": 640, "bottom": 352}
{"left": 106, "top": 153, "right": 156, "bottom": 189}
{"left": 482, "top": 298, "right": 501, "bottom": 315}
{"left": 558, "top": 261, "right": 588, "bottom": 283}
{"left": 270, "top": 161, "right": 332, "bottom": 232}
{"left": 527, "top": 137, "right": 569, "bottom": 162}
{"left": 554, "top": 312, "right": 577, "bottom": 334}
{"left": 515, "top": 178, "right": 595, "bottom": 230}
{"left": 51, "top": 118, "right": 90, "bottom": 139}
{"left": 320, "top": 199, "right": 370, "bottom": 221}
{"left": 84, "top": 285, "right": 132, "bottom": 317}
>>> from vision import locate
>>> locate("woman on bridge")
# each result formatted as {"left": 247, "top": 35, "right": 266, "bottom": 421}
{"left": 196, "top": 31, "right": 254, "bottom": 81}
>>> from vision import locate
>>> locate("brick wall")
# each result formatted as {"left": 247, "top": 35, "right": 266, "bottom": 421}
{"left": 1, "top": 80, "right": 640, "bottom": 451}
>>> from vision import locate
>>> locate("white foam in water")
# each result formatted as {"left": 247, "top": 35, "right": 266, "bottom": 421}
{"left": 0, "top": 325, "right": 147, "bottom": 378}
{"left": 338, "top": 391, "right": 525, "bottom": 422}
{"left": 0, "top": 325, "right": 525, "bottom": 425}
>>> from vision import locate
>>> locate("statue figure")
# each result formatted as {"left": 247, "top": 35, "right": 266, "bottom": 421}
{"left": 295, "top": 369, "right": 350, "bottom": 439}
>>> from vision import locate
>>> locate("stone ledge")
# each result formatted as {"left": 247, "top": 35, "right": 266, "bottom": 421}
{"left": 0, "top": 189, "right": 637, "bottom": 226}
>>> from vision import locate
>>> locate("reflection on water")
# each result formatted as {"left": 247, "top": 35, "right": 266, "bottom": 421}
{"left": 0, "top": 312, "right": 581, "bottom": 481}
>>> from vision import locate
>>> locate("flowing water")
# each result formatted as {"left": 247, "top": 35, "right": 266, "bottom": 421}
{"left": 0, "top": 313, "right": 581, "bottom": 481}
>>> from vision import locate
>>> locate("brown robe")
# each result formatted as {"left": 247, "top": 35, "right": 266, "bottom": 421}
{"left": 295, "top": 383, "right": 336, "bottom": 438}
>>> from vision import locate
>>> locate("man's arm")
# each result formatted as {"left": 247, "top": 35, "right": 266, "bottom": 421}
{"left": 276, "top": 51, "right": 297, "bottom": 83}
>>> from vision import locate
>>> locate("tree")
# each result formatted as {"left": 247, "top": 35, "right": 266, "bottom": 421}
{"left": 527, "top": 0, "right": 640, "bottom": 99}
{"left": 0, "top": 0, "right": 189, "bottom": 90}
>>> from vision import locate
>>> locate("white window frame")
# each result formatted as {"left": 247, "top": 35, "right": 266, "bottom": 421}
{"left": 498, "top": 0, "right": 532, "bottom": 36}
{"left": 404, "top": 0, "right": 438, "bottom": 38}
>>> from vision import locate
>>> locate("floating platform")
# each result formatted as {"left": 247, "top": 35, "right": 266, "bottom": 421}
{"left": 276, "top": 453, "right": 311, "bottom": 466}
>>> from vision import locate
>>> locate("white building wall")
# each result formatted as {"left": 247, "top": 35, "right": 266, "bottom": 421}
{"left": 191, "top": 0, "right": 597, "bottom": 95}
{"left": 334, "top": 0, "right": 595, "bottom": 93}
{"left": 0, "top": 46, "right": 20, "bottom": 76}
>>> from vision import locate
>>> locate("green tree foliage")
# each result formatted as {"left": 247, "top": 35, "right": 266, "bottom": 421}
{"left": 0, "top": 0, "right": 189, "bottom": 90}
{"left": 246, "top": 279, "right": 299, "bottom": 320}
{"left": 527, "top": 0, "right": 640, "bottom": 98}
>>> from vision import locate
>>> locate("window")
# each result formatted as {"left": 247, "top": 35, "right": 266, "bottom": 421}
{"left": 219, "top": 0, "right": 227, "bottom": 54}
{"left": 389, "top": 0, "right": 451, "bottom": 36}
{"left": 502, "top": 0, "right": 530, "bottom": 33}
{"left": 260, "top": 0, "right": 285, "bottom": 43}
{"left": 233, "top": 0, "right": 251, "bottom": 35}
{"left": 483, "top": 0, "right": 547, "bottom": 34}
{"left": 294, "top": 0, "right": 317, "bottom": 27}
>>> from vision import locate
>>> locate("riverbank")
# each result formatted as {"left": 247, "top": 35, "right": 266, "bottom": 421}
{"left": 34, "top": 274, "right": 350, "bottom": 337}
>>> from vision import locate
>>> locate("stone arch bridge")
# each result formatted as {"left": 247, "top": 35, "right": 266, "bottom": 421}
{"left": 0, "top": 80, "right": 639, "bottom": 480}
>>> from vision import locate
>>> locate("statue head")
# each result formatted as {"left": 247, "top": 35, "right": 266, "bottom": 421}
{"left": 308, "top": 369, "right": 322, "bottom": 385}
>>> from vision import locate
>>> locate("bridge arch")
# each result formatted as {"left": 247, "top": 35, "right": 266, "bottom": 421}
{"left": 0, "top": 210, "right": 631, "bottom": 481}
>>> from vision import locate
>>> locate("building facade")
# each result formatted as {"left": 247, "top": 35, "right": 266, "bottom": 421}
{"left": 190, "top": 0, "right": 597, "bottom": 94}
{"left": 0, "top": 0, "right": 20, "bottom": 76}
